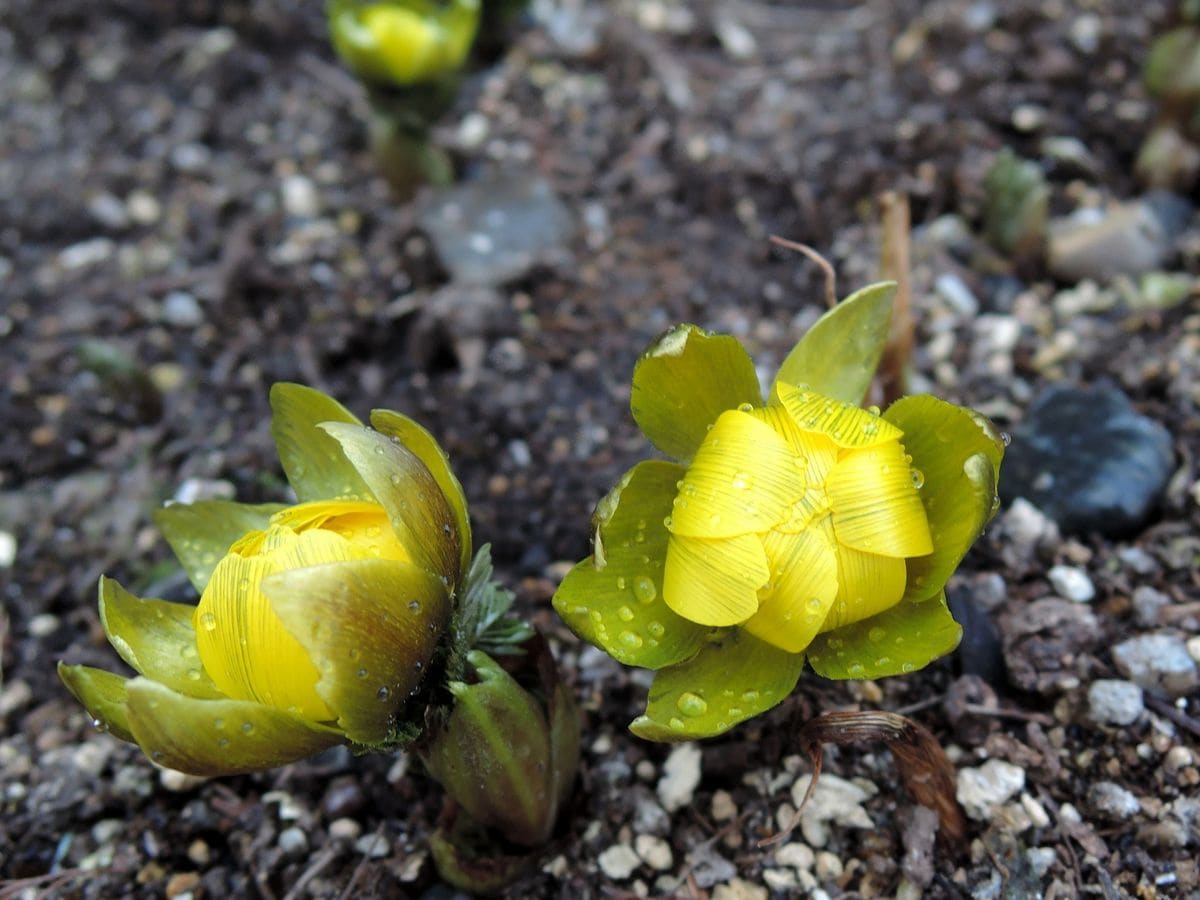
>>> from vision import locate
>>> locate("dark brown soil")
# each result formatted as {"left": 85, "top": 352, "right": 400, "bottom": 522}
{"left": 3, "top": 1, "right": 1198, "bottom": 898}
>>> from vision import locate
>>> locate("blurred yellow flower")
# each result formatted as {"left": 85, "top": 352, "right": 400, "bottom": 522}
{"left": 329, "top": 0, "right": 480, "bottom": 87}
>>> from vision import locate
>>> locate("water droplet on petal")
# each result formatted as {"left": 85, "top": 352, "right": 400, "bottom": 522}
{"left": 911, "top": 468, "right": 925, "bottom": 489}
{"left": 617, "top": 606, "right": 635, "bottom": 622}
{"left": 633, "top": 576, "right": 657, "bottom": 604}
{"left": 619, "top": 631, "right": 643, "bottom": 649}
{"left": 868, "top": 626, "right": 886, "bottom": 643}
{"left": 676, "top": 692, "right": 708, "bottom": 716}
{"left": 647, "top": 621, "right": 665, "bottom": 638}
{"left": 867, "top": 405, "right": 881, "bottom": 416}
{"left": 668, "top": 717, "right": 686, "bottom": 730}
{"left": 213, "top": 718, "right": 225, "bottom": 730}
{"left": 217, "top": 737, "right": 230, "bottom": 748}
{"left": 357, "top": 667, "right": 368, "bottom": 679}
{"left": 92, "top": 718, "right": 108, "bottom": 733}
{"left": 901, "top": 662, "right": 915, "bottom": 673}
{"left": 616, "top": 576, "right": 627, "bottom": 591}
{"left": 241, "top": 722, "right": 255, "bottom": 734}
{"left": 741, "top": 690, "right": 759, "bottom": 704}
{"left": 737, "top": 402, "right": 754, "bottom": 413}
{"left": 731, "top": 472, "right": 752, "bottom": 490}
{"left": 200, "top": 612, "right": 217, "bottom": 631}
{"left": 847, "top": 662, "right": 866, "bottom": 678}
{"left": 408, "top": 600, "right": 421, "bottom": 612}
{"left": 377, "top": 686, "right": 391, "bottom": 701}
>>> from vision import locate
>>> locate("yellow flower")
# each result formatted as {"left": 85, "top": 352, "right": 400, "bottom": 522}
{"left": 59, "top": 383, "right": 471, "bottom": 775}
{"left": 662, "top": 385, "right": 933, "bottom": 653}
{"left": 554, "top": 283, "right": 1004, "bottom": 740}
{"left": 329, "top": 0, "right": 480, "bottom": 87}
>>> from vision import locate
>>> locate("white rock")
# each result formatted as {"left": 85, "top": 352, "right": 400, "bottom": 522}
{"left": 934, "top": 272, "right": 980, "bottom": 316}
{"left": 158, "top": 768, "right": 209, "bottom": 792}
{"left": 956, "top": 759, "right": 1026, "bottom": 821}
{"left": 712, "top": 879, "right": 767, "bottom": 900}
{"left": 657, "top": 742, "right": 702, "bottom": 812}
{"left": 1088, "top": 782, "right": 1141, "bottom": 820}
{"left": 788, "top": 774, "right": 876, "bottom": 847}
{"left": 281, "top": 174, "right": 321, "bottom": 218}
{"left": 1112, "top": 634, "right": 1200, "bottom": 696}
{"left": 775, "top": 841, "right": 815, "bottom": 871}
{"left": 635, "top": 834, "right": 673, "bottom": 871}
{"left": 598, "top": 843, "right": 641, "bottom": 879}
{"left": 762, "top": 868, "right": 798, "bottom": 891}
{"left": 1088, "top": 679, "right": 1144, "bottom": 726}
{"left": 162, "top": 291, "right": 204, "bottom": 328}
{"left": 711, "top": 789, "right": 737, "bottom": 822}
{"left": 1047, "top": 564, "right": 1095, "bottom": 602}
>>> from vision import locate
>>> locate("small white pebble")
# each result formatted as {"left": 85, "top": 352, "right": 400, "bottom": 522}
{"left": 1186, "top": 636, "right": 1200, "bottom": 665}
{"left": 657, "top": 742, "right": 702, "bottom": 813}
{"left": 355, "top": 832, "right": 390, "bottom": 858}
{"left": 0, "top": 532, "right": 15, "bottom": 568}
{"left": 712, "top": 879, "right": 767, "bottom": 900}
{"left": 1047, "top": 564, "right": 1095, "bottom": 602}
{"left": 1020, "top": 793, "right": 1052, "bottom": 829}
{"left": 328, "top": 818, "right": 362, "bottom": 841}
{"left": 598, "top": 843, "right": 641, "bottom": 880}
{"left": 711, "top": 789, "right": 737, "bottom": 822}
{"left": 634, "top": 834, "right": 673, "bottom": 871}
{"left": 814, "top": 851, "right": 843, "bottom": 881}
{"left": 278, "top": 826, "right": 308, "bottom": 856}
{"left": 635, "top": 759, "right": 656, "bottom": 782}
{"left": 158, "top": 768, "right": 208, "bottom": 793}
{"left": 775, "top": 841, "right": 815, "bottom": 871}
{"left": 28, "top": 613, "right": 59, "bottom": 637}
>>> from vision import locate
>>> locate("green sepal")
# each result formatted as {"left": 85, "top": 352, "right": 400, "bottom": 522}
{"left": 770, "top": 281, "right": 896, "bottom": 405}
{"left": 124, "top": 678, "right": 343, "bottom": 776}
{"left": 319, "top": 421, "right": 461, "bottom": 587}
{"left": 631, "top": 325, "right": 763, "bottom": 463}
{"left": 553, "top": 461, "right": 710, "bottom": 670}
{"left": 154, "top": 500, "right": 286, "bottom": 593}
{"left": 424, "top": 651, "right": 559, "bottom": 847}
{"left": 371, "top": 408, "right": 472, "bottom": 582}
{"left": 806, "top": 590, "right": 962, "bottom": 681}
{"left": 883, "top": 395, "right": 1004, "bottom": 603}
{"left": 57, "top": 663, "right": 135, "bottom": 743}
{"left": 269, "top": 383, "right": 372, "bottom": 503}
{"left": 97, "top": 577, "right": 222, "bottom": 699}
{"left": 629, "top": 630, "right": 805, "bottom": 741}
{"left": 265, "top": 558, "right": 450, "bottom": 746}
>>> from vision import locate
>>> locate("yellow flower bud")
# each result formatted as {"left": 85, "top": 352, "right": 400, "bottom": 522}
{"left": 328, "top": 0, "right": 480, "bottom": 87}
{"left": 59, "top": 384, "right": 472, "bottom": 775}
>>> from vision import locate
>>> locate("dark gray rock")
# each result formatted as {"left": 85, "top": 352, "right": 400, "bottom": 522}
{"left": 1000, "top": 384, "right": 1174, "bottom": 536}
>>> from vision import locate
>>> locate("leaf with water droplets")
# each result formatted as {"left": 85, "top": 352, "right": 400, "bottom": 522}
{"left": 806, "top": 589, "right": 961, "bottom": 681}
{"left": 265, "top": 557, "right": 449, "bottom": 746}
{"left": 631, "top": 325, "right": 763, "bottom": 463}
{"left": 882, "top": 395, "right": 1004, "bottom": 603}
{"left": 57, "top": 663, "right": 136, "bottom": 743}
{"left": 124, "top": 678, "right": 342, "bottom": 776}
{"left": 629, "top": 630, "right": 805, "bottom": 741}
{"left": 98, "top": 577, "right": 224, "bottom": 699}
{"left": 771, "top": 281, "right": 896, "bottom": 405}
{"left": 553, "top": 461, "right": 710, "bottom": 670}
{"left": 370, "top": 408, "right": 472, "bottom": 583}
{"left": 155, "top": 500, "right": 286, "bottom": 592}
{"left": 269, "top": 383, "right": 372, "bottom": 503}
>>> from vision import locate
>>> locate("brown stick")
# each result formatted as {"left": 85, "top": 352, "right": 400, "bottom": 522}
{"left": 758, "top": 710, "right": 966, "bottom": 849}
{"left": 877, "top": 191, "right": 913, "bottom": 404}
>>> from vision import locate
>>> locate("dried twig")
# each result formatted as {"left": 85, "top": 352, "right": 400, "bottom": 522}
{"left": 759, "top": 710, "right": 966, "bottom": 849}
{"left": 769, "top": 236, "right": 836, "bottom": 308}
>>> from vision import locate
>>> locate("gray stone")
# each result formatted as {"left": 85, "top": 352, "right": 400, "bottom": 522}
{"left": 1112, "top": 634, "right": 1199, "bottom": 696}
{"left": 1132, "top": 586, "right": 1171, "bottom": 627}
{"left": 419, "top": 171, "right": 575, "bottom": 286}
{"left": 1088, "top": 782, "right": 1141, "bottom": 820}
{"left": 1047, "top": 564, "right": 1094, "bottom": 603}
{"left": 956, "top": 759, "right": 1025, "bottom": 821}
{"left": 1087, "top": 679, "right": 1144, "bottom": 726}
{"left": 162, "top": 291, "right": 204, "bottom": 328}
{"left": 1047, "top": 193, "right": 1191, "bottom": 283}
{"left": 1000, "top": 383, "right": 1175, "bottom": 537}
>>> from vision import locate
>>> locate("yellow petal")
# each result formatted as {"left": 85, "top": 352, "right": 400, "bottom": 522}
{"left": 195, "top": 526, "right": 374, "bottom": 721}
{"left": 663, "top": 533, "right": 769, "bottom": 626}
{"left": 668, "top": 410, "right": 801, "bottom": 539}
{"left": 827, "top": 441, "right": 933, "bottom": 557}
{"left": 820, "top": 540, "right": 907, "bottom": 631}
{"left": 742, "top": 528, "right": 839, "bottom": 653}
{"left": 270, "top": 501, "right": 411, "bottom": 563}
{"left": 776, "top": 383, "right": 903, "bottom": 448}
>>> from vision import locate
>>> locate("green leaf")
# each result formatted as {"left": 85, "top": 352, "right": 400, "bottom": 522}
{"left": 98, "top": 577, "right": 223, "bottom": 699}
{"left": 630, "top": 630, "right": 805, "bottom": 741}
{"left": 451, "top": 545, "right": 532, "bottom": 671}
{"left": 770, "top": 281, "right": 896, "bottom": 405}
{"left": 553, "top": 461, "right": 710, "bottom": 670}
{"left": 154, "top": 500, "right": 286, "bottom": 593}
{"left": 806, "top": 590, "right": 962, "bottom": 681}
{"left": 883, "top": 395, "right": 1004, "bottom": 603}
{"left": 269, "top": 383, "right": 372, "bottom": 503}
{"left": 319, "top": 421, "right": 461, "bottom": 586}
{"left": 631, "top": 325, "right": 763, "bottom": 462}
{"left": 57, "top": 663, "right": 135, "bottom": 743}
{"left": 372, "top": 408, "right": 473, "bottom": 581}
{"left": 124, "top": 678, "right": 343, "bottom": 776}
{"left": 265, "top": 558, "right": 450, "bottom": 746}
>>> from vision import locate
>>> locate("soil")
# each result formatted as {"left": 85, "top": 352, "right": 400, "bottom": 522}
{"left": 2, "top": 1, "right": 1199, "bottom": 898}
